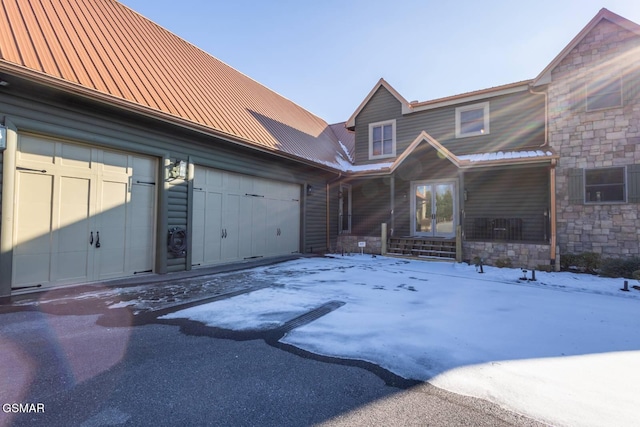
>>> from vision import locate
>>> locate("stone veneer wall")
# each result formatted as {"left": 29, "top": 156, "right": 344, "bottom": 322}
{"left": 463, "top": 242, "right": 552, "bottom": 269}
{"left": 336, "top": 235, "right": 382, "bottom": 255}
{"left": 549, "top": 19, "right": 640, "bottom": 259}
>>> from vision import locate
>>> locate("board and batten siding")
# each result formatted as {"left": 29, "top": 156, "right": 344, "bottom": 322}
{"left": 354, "top": 86, "right": 545, "bottom": 165}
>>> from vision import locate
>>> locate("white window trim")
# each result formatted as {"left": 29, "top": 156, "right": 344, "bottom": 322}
{"left": 368, "top": 119, "right": 396, "bottom": 160}
{"left": 455, "top": 102, "right": 490, "bottom": 138}
{"left": 585, "top": 76, "right": 623, "bottom": 112}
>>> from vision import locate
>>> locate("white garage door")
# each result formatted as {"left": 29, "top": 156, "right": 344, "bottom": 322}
{"left": 12, "top": 134, "right": 157, "bottom": 290}
{"left": 192, "top": 166, "right": 300, "bottom": 268}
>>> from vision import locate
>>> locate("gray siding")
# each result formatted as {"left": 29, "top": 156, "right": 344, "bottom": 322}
{"left": 349, "top": 178, "right": 392, "bottom": 236}
{"left": 354, "top": 87, "right": 545, "bottom": 164}
{"left": 354, "top": 87, "right": 403, "bottom": 164}
{"left": 0, "top": 83, "right": 333, "bottom": 283}
{"left": 464, "top": 166, "right": 550, "bottom": 242}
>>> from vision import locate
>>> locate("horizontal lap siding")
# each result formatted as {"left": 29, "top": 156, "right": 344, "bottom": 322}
{"left": 1, "top": 87, "right": 331, "bottom": 276}
{"left": 354, "top": 87, "right": 403, "bottom": 165}
{"left": 166, "top": 180, "right": 188, "bottom": 272}
{"left": 355, "top": 88, "right": 545, "bottom": 163}
{"left": 464, "top": 166, "right": 549, "bottom": 241}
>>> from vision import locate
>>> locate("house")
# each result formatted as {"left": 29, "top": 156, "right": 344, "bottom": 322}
{"left": 335, "top": 8, "right": 640, "bottom": 269}
{"left": 0, "top": 0, "right": 347, "bottom": 297}
{"left": 0, "top": 2, "right": 638, "bottom": 298}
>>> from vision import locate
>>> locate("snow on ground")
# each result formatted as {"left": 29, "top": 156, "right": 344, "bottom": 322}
{"left": 161, "top": 255, "right": 640, "bottom": 427}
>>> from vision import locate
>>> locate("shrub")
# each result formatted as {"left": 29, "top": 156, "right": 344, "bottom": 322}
{"left": 536, "top": 264, "right": 554, "bottom": 272}
{"left": 494, "top": 258, "right": 512, "bottom": 268}
{"left": 600, "top": 257, "right": 640, "bottom": 279}
{"left": 560, "top": 252, "right": 601, "bottom": 274}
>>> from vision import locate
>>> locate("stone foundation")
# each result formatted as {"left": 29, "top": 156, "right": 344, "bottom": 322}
{"left": 336, "top": 235, "right": 382, "bottom": 255}
{"left": 463, "top": 241, "right": 553, "bottom": 270}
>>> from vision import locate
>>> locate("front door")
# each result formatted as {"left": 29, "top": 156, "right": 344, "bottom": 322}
{"left": 412, "top": 181, "right": 456, "bottom": 238}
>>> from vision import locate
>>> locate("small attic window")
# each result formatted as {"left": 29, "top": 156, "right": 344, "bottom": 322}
{"left": 456, "top": 102, "right": 490, "bottom": 138}
{"left": 586, "top": 77, "right": 622, "bottom": 111}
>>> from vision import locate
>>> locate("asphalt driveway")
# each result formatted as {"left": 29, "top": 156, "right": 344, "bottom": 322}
{"left": 0, "top": 260, "right": 544, "bottom": 427}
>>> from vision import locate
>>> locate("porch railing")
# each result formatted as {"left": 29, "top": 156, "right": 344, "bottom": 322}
{"left": 464, "top": 216, "right": 549, "bottom": 243}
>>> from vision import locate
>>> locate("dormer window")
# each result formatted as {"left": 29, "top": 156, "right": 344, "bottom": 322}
{"left": 456, "top": 102, "right": 490, "bottom": 138}
{"left": 369, "top": 120, "right": 396, "bottom": 159}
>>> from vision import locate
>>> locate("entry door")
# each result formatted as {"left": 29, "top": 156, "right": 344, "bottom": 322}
{"left": 412, "top": 181, "right": 456, "bottom": 238}
{"left": 12, "top": 135, "right": 157, "bottom": 289}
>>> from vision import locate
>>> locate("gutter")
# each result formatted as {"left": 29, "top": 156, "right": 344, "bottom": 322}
{"left": 0, "top": 64, "right": 345, "bottom": 174}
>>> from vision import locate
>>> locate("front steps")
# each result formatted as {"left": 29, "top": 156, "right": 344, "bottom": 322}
{"left": 386, "top": 237, "right": 457, "bottom": 260}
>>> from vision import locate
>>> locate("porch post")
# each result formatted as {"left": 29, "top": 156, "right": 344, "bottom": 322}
{"left": 390, "top": 174, "right": 395, "bottom": 236}
{"left": 550, "top": 160, "right": 558, "bottom": 269}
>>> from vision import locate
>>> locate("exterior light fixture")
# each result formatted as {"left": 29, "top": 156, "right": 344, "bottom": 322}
{"left": 170, "top": 159, "right": 187, "bottom": 180}
{"left": 0, "top": 125, "right": 6, "bottom": 151}
{"left": 307, "top": 185, "right": 313, "bottom": 196}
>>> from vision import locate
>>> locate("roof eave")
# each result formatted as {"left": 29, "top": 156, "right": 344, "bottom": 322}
{"left": 1, "top": 62, "right": 343, "bottom": 174}
{"left": 533, "top": 8, "right": 640, "bottom": 87}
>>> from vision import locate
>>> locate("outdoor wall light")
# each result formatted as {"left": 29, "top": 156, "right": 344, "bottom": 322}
{"left": 0, "top": 125, "right": 6, "bottom": 151}
{"left": 170, "top": 159, "right": 187, "bottom": 180}
{"left": 307, "top": 185, "right": 313, "bottom": 196}
{"left": 464, "top": 189, "right": 468, "bottom": 201}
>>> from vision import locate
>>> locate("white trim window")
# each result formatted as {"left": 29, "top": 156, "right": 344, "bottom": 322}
{"left": 586, "top": 77, "right": 622, "bottom": 111}
{"left": 368, "top": 120, "right": 396, "bottom": 159}
{"left": 455, "top": 102, "right": 490, "bottom": 138}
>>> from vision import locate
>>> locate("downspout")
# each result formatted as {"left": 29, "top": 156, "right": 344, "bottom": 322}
{"left": 326, "top": 172, "right": 343, "bottom": 252}
{"left": 529, "top": 85, "right": 548, "bottom": 147}
{"left": 530, "top": 84, "right": 556, "bottom": 264}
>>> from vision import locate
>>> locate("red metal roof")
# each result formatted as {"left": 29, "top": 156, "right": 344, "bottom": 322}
{"left": 0, "top": 0, "right": 347, "bottom": 169}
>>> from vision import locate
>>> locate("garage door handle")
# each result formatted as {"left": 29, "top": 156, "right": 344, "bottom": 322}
{"left": 90, "top": 232, "right": 94, "bottom": 246}
{"left": 224, "top": 229, "right": 227, "bottom": 238}
{"left": 95, "top": 232, "right": 101, "bottom": 248}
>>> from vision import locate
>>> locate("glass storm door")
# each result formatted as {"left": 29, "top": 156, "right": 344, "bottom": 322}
{"left": 412, "top": 182, "right": 456, "bottom": 238}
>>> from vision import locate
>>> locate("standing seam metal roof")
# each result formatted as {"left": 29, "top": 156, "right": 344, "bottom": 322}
{"left": 0, "top": 0, "right": 347, "bottom": 169}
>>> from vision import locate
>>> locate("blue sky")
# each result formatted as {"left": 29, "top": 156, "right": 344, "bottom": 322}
{"left": 119, "top": 0, "right": 640, "bottom": 124}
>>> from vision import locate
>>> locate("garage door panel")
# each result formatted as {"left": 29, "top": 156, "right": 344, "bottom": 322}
{"left": 203, "top": 191, "right": 223, "bottom": 264}
{"left": 13, "top": 135, "right": 157, "bottom": 290}
{"left": 17, "top": 134, "right": 55, "bottom": 164}
{"left": 14, "top": 173, "right": 53, "bottom": 255}
{"left": 13, "top": 254, "right": 52, "bottom": 286}
{"left": 60, "top": 143, "right": 92, "bottom": 170}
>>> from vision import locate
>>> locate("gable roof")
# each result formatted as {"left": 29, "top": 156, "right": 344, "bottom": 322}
{"left": 533, "top": 8, "right": 640, "bottom": 86}
{"left": 0, "top": 0, "right": 348, "bottom": 170}
{"left": 345, "top": 78, "right": 410, "bottom": 128}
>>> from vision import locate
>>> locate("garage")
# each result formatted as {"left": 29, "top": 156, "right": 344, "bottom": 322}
{"left": 11, "top": 134, "right": 157, "bottom": 291}
{"left": 191, "top": 166, "right": 300, "bottom": 268}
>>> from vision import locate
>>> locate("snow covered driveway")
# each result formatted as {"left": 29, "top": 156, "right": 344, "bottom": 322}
{"left": 162, "top": 255, "right": 640, "bottom": 427}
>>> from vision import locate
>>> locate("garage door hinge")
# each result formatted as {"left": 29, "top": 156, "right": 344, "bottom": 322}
{"left": 244, "top": 255, "right": 264, "bottom": 260}
{"left": 245, "top": 193, "right": 264, "bottom": 198}
{"left": 292, "top": 198, "right": 299, "bottom": 202}
{"left": 16, "top": 166, "right": 47, "bottom": 173}
{"left": 11, "top": 284, "right": 42, "bottom": 290}
{"left": 133, "top": 269, "right": 153, "bottom": 274}
{"left": 136, "top": 180, "right": 155, "bottom": 185}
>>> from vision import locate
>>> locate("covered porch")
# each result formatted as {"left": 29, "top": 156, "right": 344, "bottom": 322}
{"left": 334, "top": 132, "right": 558, "bottom": 268}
